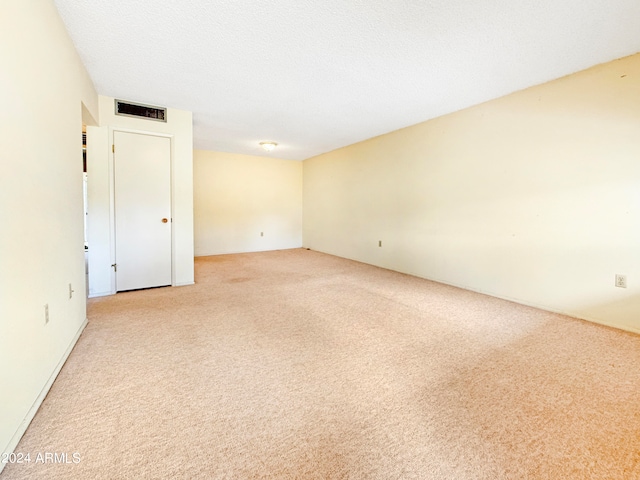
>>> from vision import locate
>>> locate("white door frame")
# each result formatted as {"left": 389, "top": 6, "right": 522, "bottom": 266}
{"left": 108, "top": 127, "right": 175, "bottom": 293}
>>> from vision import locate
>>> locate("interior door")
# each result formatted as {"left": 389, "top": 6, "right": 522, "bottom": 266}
{"left": 114, "top": 131, "right": 172, "bottom": 291}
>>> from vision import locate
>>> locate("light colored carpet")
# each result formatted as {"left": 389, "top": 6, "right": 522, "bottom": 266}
{"left": 3, "top": 248, "right": 640, "bottom": 479}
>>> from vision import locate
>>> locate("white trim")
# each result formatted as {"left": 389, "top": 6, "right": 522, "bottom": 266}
{"left": 0, "top": 319, "right": 88, "bottom": 474}
{"left": 310, "top": 249, "right": 640, "bottom": 336}
{"left": 413, "top": 276, "right": 640, "bottom": 335}
{"left": 87, "top": 291, "right": 113, "bottom": 298}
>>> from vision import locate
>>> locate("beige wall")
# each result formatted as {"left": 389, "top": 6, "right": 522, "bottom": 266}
{"left": 0, "top": 0, "right": 99, "bottom": 463}
{"left": 87, "top": 95, "right": 194, "bottom": 296}
{"left": 194, "top": 150, "right": 302, "bottom": 256}
{"left": 304, "top": 54, "right": 640, "bottom": 333}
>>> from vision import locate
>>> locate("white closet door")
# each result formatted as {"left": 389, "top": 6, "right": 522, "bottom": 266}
{"left": 114, "top": 131, "right": 171, "bottom": 291}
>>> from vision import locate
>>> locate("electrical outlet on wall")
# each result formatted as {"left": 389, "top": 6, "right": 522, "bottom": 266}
{"left": 615, "top": 274, "right": 627, "bottom": 288}
{"left": 44, "top": 304, "right": 49, "bottom": 324}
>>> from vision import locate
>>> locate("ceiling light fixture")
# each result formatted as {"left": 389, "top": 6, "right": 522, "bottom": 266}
{"left": 259, "top": 141, "right": 278, "bottom": 152}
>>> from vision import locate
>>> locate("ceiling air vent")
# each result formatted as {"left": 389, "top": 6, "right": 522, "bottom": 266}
{"left": 115, "top": 100, "right": 167, "bottom": 122}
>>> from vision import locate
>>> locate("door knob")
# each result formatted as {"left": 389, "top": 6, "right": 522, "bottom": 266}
{"left": 162, "top": 218, "right": 168, "bottom": 223}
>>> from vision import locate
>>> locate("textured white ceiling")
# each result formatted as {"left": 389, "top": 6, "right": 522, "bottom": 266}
{"left": 54, "top": 0, "right": 640, "bottom": 160}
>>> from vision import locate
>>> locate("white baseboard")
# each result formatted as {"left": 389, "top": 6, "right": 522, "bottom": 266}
{"left": 0, "top": 318, "right": 88, "bottom": 475}
{"left": 419, "top": 277, "right": 640, "bottom": 336}
{"left": 88, "top": 291, "right": 113, "bottom": 298}
{"left": 311, "top": 249, "right": 640, "bottom": 337}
